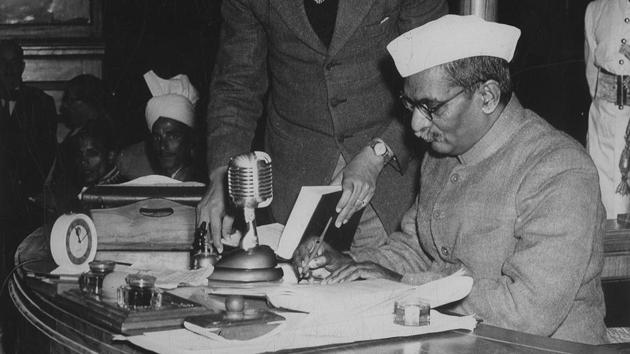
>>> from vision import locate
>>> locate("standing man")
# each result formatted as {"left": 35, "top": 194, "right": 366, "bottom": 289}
{"left": 585, "top": 0, "right": 630, "bottom": 219}
{"left": 198, "top": 0, "right": 448, "bottom": 252}
{"left": 298, "top": 15, "right": 607, "bottom": 344}
{"left": 0, "top": 39, "right": 57, "bottom": 352}
{"left": 0, "top": 39, "right": 57, "bottom": 228}
{"left": 0, "top": 39, "right": 57, "bottom": 267}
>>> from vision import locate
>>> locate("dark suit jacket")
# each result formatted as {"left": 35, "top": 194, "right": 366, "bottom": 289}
{"left": 0, "top": 85, "right": 57, "bottom": 223}
{"left": 207, "top": 0, "right": 447, "bottom": 232}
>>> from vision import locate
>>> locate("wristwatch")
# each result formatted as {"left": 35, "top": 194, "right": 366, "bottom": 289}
{"left": 370, "top": 139, "right": 393, "bottom": 162}
{"left": 369, "top": 138, "right": 401, "bottom": 173}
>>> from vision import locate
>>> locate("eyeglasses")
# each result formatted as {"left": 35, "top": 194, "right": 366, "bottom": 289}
{"left": 399, "top": 89, "right": 465, "bottom": 122}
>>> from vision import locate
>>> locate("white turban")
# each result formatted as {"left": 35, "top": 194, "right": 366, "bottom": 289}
{"left": 387, "top": 15, "right": 521, "bottom": 78}
{"left": 144, "top": 70, "right": 199, "bottom": 130}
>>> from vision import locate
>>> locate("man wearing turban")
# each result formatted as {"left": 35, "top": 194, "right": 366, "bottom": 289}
{"left": 144, "top": 70, "right": 203, "bottom": 182}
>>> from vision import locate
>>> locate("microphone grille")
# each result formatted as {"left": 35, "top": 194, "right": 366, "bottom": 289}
{"left": 228, "top": 151, "right": 273, "bottom": 208}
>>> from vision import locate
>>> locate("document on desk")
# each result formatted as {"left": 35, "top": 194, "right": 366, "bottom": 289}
{"left": 122, "top": 308, "right": 477, "bottom": 354}
{"left": 118, "top": 272, "right": 476, "bottom": 353}
{"left": 266, "top": 271, "right": 473, "bottom": 316}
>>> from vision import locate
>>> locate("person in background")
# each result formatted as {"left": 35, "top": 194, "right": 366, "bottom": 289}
{"left": 0, "top": 39, "right": 57, "bottom": 299}
{"left": 585, "top": 0, "right": 630, "bottom": 219}
{"left": 144, "top": 70, "right": 205, "bottom": 183}
{"left": 0, "top": 39, "right": 57, "bottom": 229}
{"left": 52, "top": 74, "right": 115, "bottom": 214}
{"left": 199, "top": 0, "right": 448, "bottom": 253}
{"left": 297, "top": 15, "right": 607, "bottom": 344}
{"left": 58, "top": 74, "right": 110, "bottom": 142}
{"left": 56, "top": 119, "right": 127, "bottom": 212}
{"left": 70, "top": 119, "right": 126, "bottom": 189}
{"left": 0, "top": 39, "right": 56, "bottom": 353}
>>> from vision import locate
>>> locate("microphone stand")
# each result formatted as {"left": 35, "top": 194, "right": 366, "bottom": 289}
{"left": 240, "top": 206, "right": 259, "bottom": 251}
{"left": 207, "top": 151, "right": 283, "bottom": 283}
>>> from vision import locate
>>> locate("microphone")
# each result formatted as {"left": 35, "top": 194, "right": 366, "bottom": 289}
{"left": 227, "top": 151, "right": 273, "bottom": 250}
{"left": 208, "top": 151, "right": 283, "bottom": 282}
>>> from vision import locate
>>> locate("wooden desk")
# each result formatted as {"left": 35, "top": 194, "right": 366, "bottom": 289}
{"left": 604, "top": 219, "right": 630, "bottom": 280}
{"left": 8, "top": 227, "right": 627, "bottom": 353}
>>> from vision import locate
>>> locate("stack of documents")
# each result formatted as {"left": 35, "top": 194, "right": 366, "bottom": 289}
{"left": 121, "top": 273, "right": 477, "bottom": 353}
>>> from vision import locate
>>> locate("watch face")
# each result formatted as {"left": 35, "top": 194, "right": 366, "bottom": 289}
{"left": 65, "top": 218, "right": 93, "bottom": 265}
{"left": 373, "top": 142, "right": 387, "bottom": 156}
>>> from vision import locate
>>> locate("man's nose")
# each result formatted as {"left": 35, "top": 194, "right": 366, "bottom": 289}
{"left": 410, "top": 109, "right": 432, "bottom": 132}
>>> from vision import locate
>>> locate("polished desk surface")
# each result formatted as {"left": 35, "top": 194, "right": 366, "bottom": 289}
{"left": 9, "top": 224, "right": 630, "bottom": 353}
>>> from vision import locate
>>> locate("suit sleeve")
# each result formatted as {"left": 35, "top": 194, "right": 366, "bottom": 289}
{"left": 206, "top": 0, "right": 269, "bottom": 173}
{"left": 350, "top": 195, "right": 432, "bottom": 274}
{"left": 450, "top": 149, "right": 604, "bottom": 337}
{"left": 377, "top": 0, "right": 448, "bottom": 173}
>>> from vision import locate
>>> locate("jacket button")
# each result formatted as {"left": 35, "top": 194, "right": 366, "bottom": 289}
{"left": 440, "top": 246, "right": 450, "bottom": 257}
{"left": 626, "top": 18, "right": 630, "bottom": 23}
{"left": 450, "top": 173, "right": 460, "bottom": 183}
{"left": 330, "top": 97, "right": 347, "bottom": 107}
{"left": 621, "top": 59, "right": 625, "bottom": 65}
{"left": 623, "top": 38, "right": 627, "bottom": 44}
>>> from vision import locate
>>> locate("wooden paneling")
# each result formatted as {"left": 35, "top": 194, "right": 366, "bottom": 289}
{"left": 0, "top": 0, "right": 105, "bottom": 112}
{"left": 22, "top": 43, "right": 104, "bottom": 112}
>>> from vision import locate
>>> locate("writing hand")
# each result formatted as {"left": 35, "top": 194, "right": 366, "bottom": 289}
{"left": 323, "top": 261, "right": 402, "bottom": 284}
{"left": 293, "top": 239, "right": 353, "bottom": 281}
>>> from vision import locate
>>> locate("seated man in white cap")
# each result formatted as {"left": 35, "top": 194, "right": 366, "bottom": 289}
{"left": 144, "top": 70, "right": 206, "bottom": 182}
{"left": 295, "top": 15, "right": 606, "bottom": 344}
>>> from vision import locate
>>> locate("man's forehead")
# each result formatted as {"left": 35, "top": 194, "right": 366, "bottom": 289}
{"left": 404, "top": 67, "right": 453, "bottom": 98}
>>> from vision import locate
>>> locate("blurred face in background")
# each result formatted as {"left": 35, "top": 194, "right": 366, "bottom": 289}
{"left": 151, "top": 116, "right": 192, "bottom": 175}
{"left": 0, "top": 44, "right": 24, "bottom": 99}
{"left": 74, "top": 135, "right": 114, "bottom": 186}
{"left": 60, "top": 85, "right": 97, "bottom": 129}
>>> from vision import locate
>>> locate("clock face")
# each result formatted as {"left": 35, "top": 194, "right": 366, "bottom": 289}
{"left": 65, "top": 218, "right": 93, "bottom": 265}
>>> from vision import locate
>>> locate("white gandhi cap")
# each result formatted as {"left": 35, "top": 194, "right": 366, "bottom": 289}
{"left": 387, "top": 15, "right": 521, "bottom": 78}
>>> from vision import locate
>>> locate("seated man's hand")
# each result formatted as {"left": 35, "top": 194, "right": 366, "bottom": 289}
{"left": 293, "top": 237, "right": 353, "bottom": 280}
{"left": 323, "top": 261, "right": 402, "bottom": 284}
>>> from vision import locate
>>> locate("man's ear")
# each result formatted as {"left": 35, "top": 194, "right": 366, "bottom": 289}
{"left": 478, "top": 80, "right": 501, "bottom": 114}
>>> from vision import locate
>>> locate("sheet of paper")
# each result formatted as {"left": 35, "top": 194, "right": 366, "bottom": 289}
{"left": 276, "top": 185, "right": 341, "bottom": 259}
{"left": 266, "top": 274, "right": 473, "bottom": 316}
{"left": 121, "top": 310, "right": 476, "bottom": 354}
{"left": 257, "top": 223, "right": 284, "bottom": 251}
{"left": 117, "top": 175, "right": 205, "bottom": 187}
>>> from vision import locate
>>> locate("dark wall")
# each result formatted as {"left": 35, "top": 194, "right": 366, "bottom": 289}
{"left": 500, "top": 0, "right": 592, "bottom": 145}
{"left": 102, "top": 0, "right": 222, "bottom": 146}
